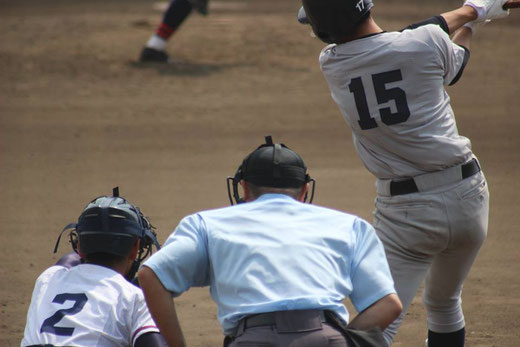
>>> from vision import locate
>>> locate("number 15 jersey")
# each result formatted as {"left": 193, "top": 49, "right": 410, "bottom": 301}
{"left": 22, "top": 264, "right": 158, "bottom": 347}
{"left": 320, "top": 24, "right": 472, "bottom": 180}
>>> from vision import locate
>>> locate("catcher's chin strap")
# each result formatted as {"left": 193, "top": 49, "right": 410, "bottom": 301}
{"left": 126, "top": 232, "right": 160, "bottom": 282}
{"left": 126, "top": 260, "right": 140, "bottom": 282}
{"left": 53, "top": 223, "right": 79, "bottom": 254}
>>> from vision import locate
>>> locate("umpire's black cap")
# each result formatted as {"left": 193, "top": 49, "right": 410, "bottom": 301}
{"left": 240, "top": 136, "right": 310, "bottom": 188}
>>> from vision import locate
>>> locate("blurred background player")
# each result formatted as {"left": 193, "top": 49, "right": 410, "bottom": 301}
{"left": 298, "top": 0, "right": 510, "bottom": 346}
{"left": 139, "top": 0, "right": 208, "bottom": 63}
{"left": 22, "top": 188, "right": 165, "bottom": 347}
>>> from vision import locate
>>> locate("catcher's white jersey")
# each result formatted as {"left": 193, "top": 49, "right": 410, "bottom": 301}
{"left": 22, "top": 264, "right": 158, "bottom": 346}
{"left": 320, "top": 24, "right": 472, "bottom": 179}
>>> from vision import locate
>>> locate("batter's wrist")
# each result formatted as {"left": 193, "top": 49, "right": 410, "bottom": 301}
{"left": 463, "top": 22, "right": 477, "bottom": 33}
{"left": 462, "top": 4, "right": 480, "bottom": 21}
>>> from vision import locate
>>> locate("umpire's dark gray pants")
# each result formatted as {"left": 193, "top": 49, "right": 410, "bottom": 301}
{"left": 225, "top": 310, "right": 349, "bottom": 347}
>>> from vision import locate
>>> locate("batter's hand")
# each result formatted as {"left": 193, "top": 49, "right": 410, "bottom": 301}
{"left": 464, "top": 0, "right": 510, "bottom": 22}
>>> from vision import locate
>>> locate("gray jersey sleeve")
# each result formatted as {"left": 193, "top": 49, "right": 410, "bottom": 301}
{"left": 411, "top": 25, "right": 467, "bottom": 85}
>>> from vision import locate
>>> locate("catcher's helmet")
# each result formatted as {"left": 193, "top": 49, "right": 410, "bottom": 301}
{"left": 227, "top": 136, "right": 315, "bottom": 205}
{"left": 300, "top": 0, "right": 374, "bottom": 44}
{"left": 54, "top": 187, "right": 160, "bottom": 280}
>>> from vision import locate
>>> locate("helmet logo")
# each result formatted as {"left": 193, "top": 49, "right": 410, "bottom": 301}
{"left": 355, "top": 0, "right": 365, "bottom": 12}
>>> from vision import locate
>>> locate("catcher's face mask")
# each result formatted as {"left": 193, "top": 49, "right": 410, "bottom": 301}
{"left": 226, "top": 135, "right": 316, "bottom": 205}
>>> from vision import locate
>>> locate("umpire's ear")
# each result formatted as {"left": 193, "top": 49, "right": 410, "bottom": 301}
{"left": 297, "top": 183, "right": 310, "bottom": 202}
{"left": 240, "top": 180, "right": 254, "bottom": 202}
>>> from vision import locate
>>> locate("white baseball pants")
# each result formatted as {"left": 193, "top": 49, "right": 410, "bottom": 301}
{"left": 373, "top": 168, "right": 489, "bottom": 346}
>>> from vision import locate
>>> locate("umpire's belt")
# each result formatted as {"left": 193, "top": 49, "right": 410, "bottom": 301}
{"left": 230, "top": 310, "right": 327, "bottom": 337}
{"left": 376, "top": 158, "right": 481, "bottom": 197}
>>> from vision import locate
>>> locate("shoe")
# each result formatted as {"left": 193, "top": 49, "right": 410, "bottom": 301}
{"left": 139, "top": 47, "right": 169, "bottom": 63}
{"left": 191, "top": 0, "right": 208, "bottom": 15}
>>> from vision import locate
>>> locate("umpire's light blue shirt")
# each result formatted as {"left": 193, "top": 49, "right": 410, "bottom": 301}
{"left": 144, "top": 194, "right": 395, "bottom": 335}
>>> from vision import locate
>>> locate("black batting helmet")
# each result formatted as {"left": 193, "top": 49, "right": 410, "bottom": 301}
{"left": 227, "top": 136, "right": 315, "bottom": 205}
{"left": 54, "top": 187, "right": 160, "bottom": 280}
{"left": 300, "top": 0, "right": 374, "bottom": 44}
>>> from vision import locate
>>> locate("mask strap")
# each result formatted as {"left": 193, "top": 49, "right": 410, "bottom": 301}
{"left": 54, "top": 223, "right": 77, "bottom": 253}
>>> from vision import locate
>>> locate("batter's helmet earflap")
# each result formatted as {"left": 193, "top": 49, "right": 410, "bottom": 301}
{"left": 299, "top": 0, "right": 374, "bottom": 44}
{"left": 53, "top": 187, "right": 161, "bottom": 281}
{"left": 226, "top": 136, "right": 316, "bottom": 205}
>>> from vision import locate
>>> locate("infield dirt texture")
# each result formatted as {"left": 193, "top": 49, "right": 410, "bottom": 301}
{"left": 1, "top": 0, "right": 519, "bottom": 346}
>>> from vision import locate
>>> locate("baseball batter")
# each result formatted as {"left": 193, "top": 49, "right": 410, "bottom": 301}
{"left": 22, "top": 189, "right": 165, "bottom": 347}
{"left": 299, "top": 0, "right": 510, "bottom": 346}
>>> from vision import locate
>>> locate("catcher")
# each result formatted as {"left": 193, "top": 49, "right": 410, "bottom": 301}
{"left": 21, "top": 188, "right": 165, "bottom": 347}
{"left": 138, "top": 136, "right": 402, "bottom": 347}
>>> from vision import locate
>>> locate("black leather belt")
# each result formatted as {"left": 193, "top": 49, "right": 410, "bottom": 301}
{"left": 390, "top": 158, "right": 481, "bottom": 196}
{"left": 242, "top": 311, "right": 327, "bottom": 329}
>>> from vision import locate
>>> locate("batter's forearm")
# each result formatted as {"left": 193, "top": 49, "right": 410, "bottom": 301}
{"left": 452, "top": 26, "right": 474, "bottom": 50}
{"left": 138, "top": 266, "right": 187, "bottom": 347}
{"left": 441, "top": 5, "right": 478, "bottom": 34}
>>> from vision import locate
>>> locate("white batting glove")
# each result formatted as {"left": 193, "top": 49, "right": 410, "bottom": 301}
{"left": 463, "top": 0, "right": 510, "bottom": 22}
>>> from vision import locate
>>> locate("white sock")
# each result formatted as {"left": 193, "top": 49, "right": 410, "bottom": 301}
{"left": 146, "top": 35, "right": 167, "bottom": 51}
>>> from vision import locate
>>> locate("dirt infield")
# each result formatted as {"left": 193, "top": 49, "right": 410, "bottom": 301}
{"left": 1, "top": 0, "right": 519, "bottom": 345}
